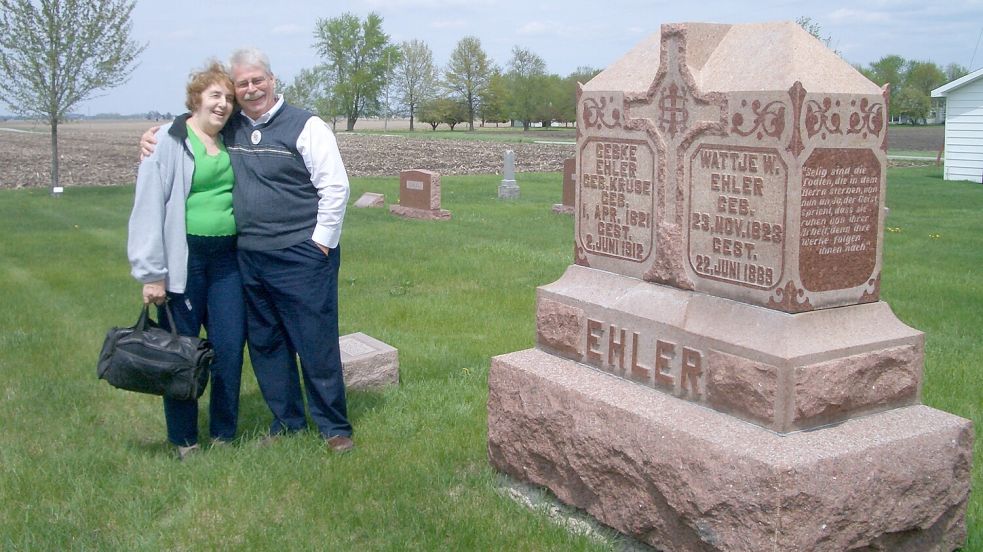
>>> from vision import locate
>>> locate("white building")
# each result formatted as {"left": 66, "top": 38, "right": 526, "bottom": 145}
{"left": 931, "top": 67, "right": 983, "bottom": 183}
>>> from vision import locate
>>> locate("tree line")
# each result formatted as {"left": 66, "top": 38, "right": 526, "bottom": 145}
{"left": 797, "top": 16, "right": 968, "bottom": 125}
{"left": 287, "top": 12, "right": 600, "bottom": 132}
{"left": 855, "top": 57, "right": 967, "bottom": 124}
{"left": 305, "top": 13, "right": 971, "bottom": 132}
{"left": 1, "top": 4, "right": 971, "bottom": 196}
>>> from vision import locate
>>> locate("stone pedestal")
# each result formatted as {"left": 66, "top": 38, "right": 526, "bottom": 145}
{"left": 498, "top": 182, "right": 520, "bottom": 199}
{"left": 535, "top": 266, "right": 926, "bottom": 433}
{"left": 489, "top": 348, "right": 972, "bottom": 552}
{"left": 389, "top": 204, "right": 451, "bottom": 220}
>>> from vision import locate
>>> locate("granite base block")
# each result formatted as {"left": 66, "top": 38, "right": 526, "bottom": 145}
{"left": 536, "top": 265, "right": 925, "bottom": 433}
{"left": 340, "top": 332, "right": 399, "bottom": 390}
{"left": 499, "top": 182, "right": 520, "bottom": 199}
{"left": 389, "top": 204, "right": 451, "bottom": 220}
{"left": 487, "top": 348, "right": 972, "bottom": 552}
{"left": 354, "top": 192, "right": 385, "bottom": 208}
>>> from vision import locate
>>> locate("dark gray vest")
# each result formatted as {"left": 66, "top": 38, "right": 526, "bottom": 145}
{"left": 225, "top": 103, "right": 315, "bottom": 251}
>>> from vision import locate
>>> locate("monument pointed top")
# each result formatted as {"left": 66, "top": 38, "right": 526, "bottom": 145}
{"left": 583, "top": 21, "right": 880, "bottom": 95}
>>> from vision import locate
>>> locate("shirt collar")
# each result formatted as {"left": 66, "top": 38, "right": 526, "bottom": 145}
{"left": 242, "top": 94, "right": 284, "bottom": 126}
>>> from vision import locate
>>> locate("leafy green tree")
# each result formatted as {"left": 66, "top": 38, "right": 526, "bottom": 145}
{"left": 393, "top": 39, "right": 437, "bottom": 131}
{"left": 443, "top": 98, "right": 469, "bottom": 130}
{"left": 417, "top": 97, "right": 468, "bottom": 130}
{"left": 904, "top": 60, "right": 946, "bottom": 95}
{"left": 505, "top": 46, "right": 548, "bottom": 131}
{"left": 557, "top": 66, "right": 602, "bottom": 126}
{"left": 867, "top": 55, "right": 906, "bottom": 91}
{"left": 865, "top": 55, "right": 907, "bottom": 118}
{"left": 944, "top": 63, "right": 969, "bottom": 82}
{"left": 282, "top": 65, "right": 343, "bottom": 128}
{"left": 537, "top": 74, "right": 568, "bottom": 127}
{"left": 478, "top": 70, "right": 508, "bottom": 127}
{"left": 283, "top": 65, "right": 330, "bottom": 114}
{"left": 0, "top": 0, "right": 145, "bottom": 195}
{"left": 444, "top": 36, "right": 492, "bottom": 131}
{"left": 894, "top": 85, "right": 931, "bottom": 124}
{"left": 416, "top": 98, "right": 443, "bottom": 130}
{"left": 854, "top": 63, "right": 876, "bottom": 83}
{"left": 314, "top": 12, "right": 400, "bottom": 131}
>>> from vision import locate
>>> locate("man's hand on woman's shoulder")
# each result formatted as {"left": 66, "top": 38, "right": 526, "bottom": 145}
{"left": 139, "top": 125, "right": 161, "bottom": 160}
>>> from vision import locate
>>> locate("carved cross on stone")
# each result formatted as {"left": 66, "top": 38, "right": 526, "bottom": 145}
{"left": 624, "top": 29, "right": 728, "bottom": 145}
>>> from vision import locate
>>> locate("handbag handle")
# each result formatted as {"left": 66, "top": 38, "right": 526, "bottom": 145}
{"left": 135, "top": 301, "right": 180, "bottom": 337}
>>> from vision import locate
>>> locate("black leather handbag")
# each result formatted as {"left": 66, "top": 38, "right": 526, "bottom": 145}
{"left": 97, "top": 303, "right": 213, "bottom": 400}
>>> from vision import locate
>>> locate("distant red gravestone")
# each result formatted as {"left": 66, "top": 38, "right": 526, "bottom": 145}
{"left": 390, "top": 169, "right": 450, "bottom": 220}
{"left": 552, "top": 158, "right": 577, "bottom": 215}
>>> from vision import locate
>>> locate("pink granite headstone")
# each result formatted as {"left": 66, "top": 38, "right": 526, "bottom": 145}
{"left": 488, "top": 21, "right": 973, "bottom": 552}
{"left": 552, "top": 158, "right": 576, "bottom": 215}
{"left": 390, "top": 169, "right": 451, "bottom": 220}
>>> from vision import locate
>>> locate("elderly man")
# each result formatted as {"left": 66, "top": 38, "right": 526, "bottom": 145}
{"left": 142, "top": 48, "right": 354, "bottom": 452}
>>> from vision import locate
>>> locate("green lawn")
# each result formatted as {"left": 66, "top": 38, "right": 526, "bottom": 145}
{"left": 0, "top": 166, "right": 979, "bottom": 550}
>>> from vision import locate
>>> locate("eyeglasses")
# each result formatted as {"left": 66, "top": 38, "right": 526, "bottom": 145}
{"left": 235, "top": 76, "right": 268, "bottom": 90}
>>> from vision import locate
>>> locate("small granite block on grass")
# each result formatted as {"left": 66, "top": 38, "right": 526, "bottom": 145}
{"left": 354, "top": 192, "right": 385, "bottom": 208}
{"left": 340, "top": 332, "right": 399, "bottom": 390}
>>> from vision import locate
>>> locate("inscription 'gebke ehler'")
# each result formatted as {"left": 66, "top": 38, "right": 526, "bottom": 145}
{"left": 578, "top": 139, "right": 656, "bottom": 262}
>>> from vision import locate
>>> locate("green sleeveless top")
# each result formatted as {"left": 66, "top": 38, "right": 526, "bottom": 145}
{"left": 185, "top": 126, "right": 236, "bottom": 236}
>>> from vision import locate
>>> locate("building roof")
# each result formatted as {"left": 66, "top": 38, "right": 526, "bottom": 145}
{"left": 931, "top": 66, "right": 983, "bottom": 98}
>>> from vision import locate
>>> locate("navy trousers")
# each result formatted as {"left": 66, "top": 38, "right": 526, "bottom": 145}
{"left": 160, "top": 235, "right": 246, "bottom": 446}
{"left": 238, "top": 241, "right": 351, "bottom": 438}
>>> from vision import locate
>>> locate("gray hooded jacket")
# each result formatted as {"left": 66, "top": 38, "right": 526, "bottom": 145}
{"left": 127, "top": 114, "right": 196, "bottom": 293}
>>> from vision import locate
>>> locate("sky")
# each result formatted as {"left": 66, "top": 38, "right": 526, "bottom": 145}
{"left": 51, "top": 0, "right": 983, "bottom": 116}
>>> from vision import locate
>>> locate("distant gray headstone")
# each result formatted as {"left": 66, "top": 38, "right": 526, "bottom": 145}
{"left": 499, "top": 150, "right": 520, "bottom": 199}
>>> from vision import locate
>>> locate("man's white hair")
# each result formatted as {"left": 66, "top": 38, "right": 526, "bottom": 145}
{"left": 230, "top": 47, "right": 272, "bottom": 75}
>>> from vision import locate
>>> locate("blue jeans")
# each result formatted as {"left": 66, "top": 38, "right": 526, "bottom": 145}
{"left": 238, "top": 241, "right": 351, "bottom": 438}
{"left": 159, "top": 235, "right": 246, "bottom": 446}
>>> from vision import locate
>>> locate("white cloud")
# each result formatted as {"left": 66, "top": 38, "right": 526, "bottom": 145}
{"left": 162, "top": 29, "right": 194, "bottom": 40}
{"left": 365, "top": 0, "right": 492, "bottom": 7}
{"left": 517, "top": 21, "right": 549, "bottom": 35}
{"left": 431, "top": 18, "right": 468, "bottom": 30}
{"left": 827, "top": 8, "right": 893, "bottom": 24}
{"left": 272, "top": 24, "right": 306, "bottom": 36}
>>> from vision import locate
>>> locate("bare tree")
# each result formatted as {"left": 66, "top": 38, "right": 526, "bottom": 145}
{"left": 393, "top": 39, "right": 437, "bottom": 131}
{"left": 444, "top": 36, "right": 492, "bottom": 131}
{"left": 0, "top": 0, "right": 145, "bottom": 195}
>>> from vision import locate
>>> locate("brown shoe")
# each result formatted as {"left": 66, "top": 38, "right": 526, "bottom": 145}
{"left": 325, "top": 435, "right": 354, "bottom": 453}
